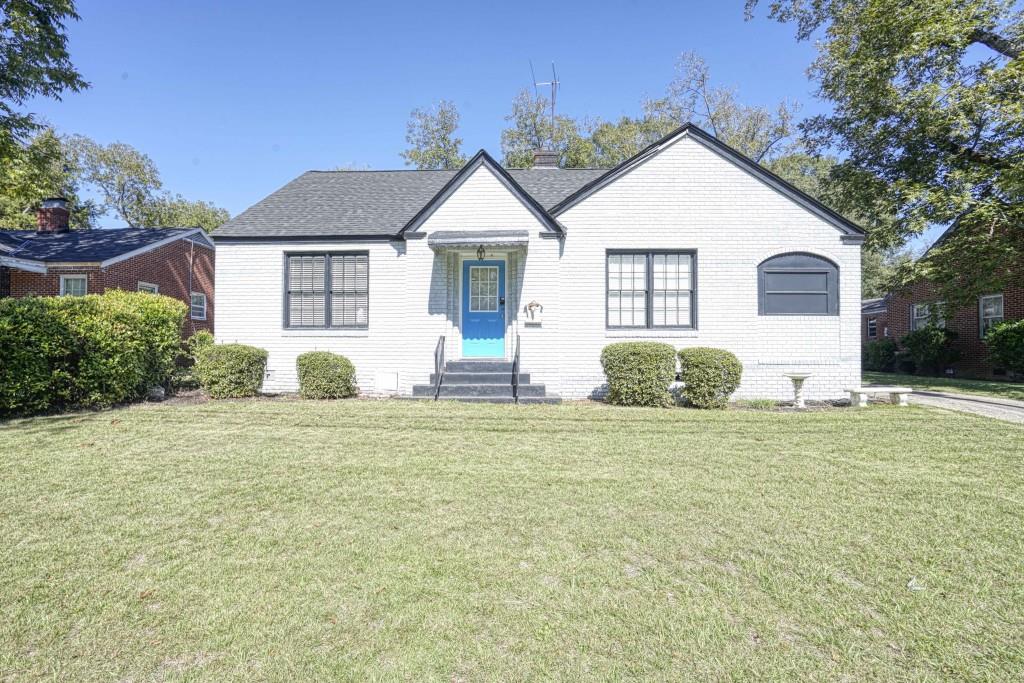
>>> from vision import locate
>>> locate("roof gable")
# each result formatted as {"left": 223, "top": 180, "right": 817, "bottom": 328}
{"left": 550, "top": 123, "right": 865, "bottom": 238}
{"left": 0, "top": 227, "right": 210, "bottom": 264}
{"left": 401, "top": 150, "right": 564, "bottom": 236}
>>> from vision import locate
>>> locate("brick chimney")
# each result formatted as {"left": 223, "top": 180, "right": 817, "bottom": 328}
{"left": 531, "top": 148, "right": 559, "bottom": 169}
{"left": 37, "top": 197, "right": 71, "bottom": 234}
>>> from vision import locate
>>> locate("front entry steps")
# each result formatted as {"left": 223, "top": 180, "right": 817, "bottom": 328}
{"left": 410, "top": 359, "right": 560, "bottom": 404}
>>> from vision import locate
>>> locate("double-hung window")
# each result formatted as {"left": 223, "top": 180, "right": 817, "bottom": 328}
{"left": 137, "top": 282, "right": 159, "bottom": 294}
{"left": 979, "top": 294, "right": 1004, "bottom": 337}
{"left": 911, "top": 303, "right": 945, "bottom": 331}
{"left": 606, "top": 251, "right": 695, "bottom": 329}
{"left": 190, "top": 292, "right": 207, "bottom": 320}
{"left": 59, "top": 274, "right": 87, "bottom": 296}
{"left": 867, "top": 317, "right": 878, "bottom": 339}
{"left": 285, "top": 252, "right": 368, "bottom": 329}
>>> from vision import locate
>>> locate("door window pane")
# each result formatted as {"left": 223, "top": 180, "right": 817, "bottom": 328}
{"left": 469, "top": 266, "right": 499, "bottom": 312}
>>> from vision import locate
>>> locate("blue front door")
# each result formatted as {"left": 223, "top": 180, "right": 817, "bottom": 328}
{"left": 462, "top": 259, "right": 505, "bottom": 358}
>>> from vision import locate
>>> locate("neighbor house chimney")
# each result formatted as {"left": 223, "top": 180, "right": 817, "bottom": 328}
{"left": 531, "top": 148, "right": 559, "bottom": 169}
{"left": 37, "top": 197, "right": 70, "bottom": 234}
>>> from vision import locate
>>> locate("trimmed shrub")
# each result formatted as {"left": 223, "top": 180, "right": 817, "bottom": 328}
{"left": 986, "top": 320, "right": 1024, "bottom": 376}
{"left": 677, "top": 347, "right": 743, "bottom": 409}
{"left": 600, "top": 342, "right": 677, "bottom": 407}
{"left": 863, "top": 339, "right": 899, "bottom": 372}
{"left": 187, "top": 329, "right": 215, "bottom": 361}
{"left": 901, "top": 326, "right": 961, "bottom": 375}
{"left": 195, "top": 344, "right": 268, "bottom": 398}
{"left": 297, "top": 351, "right": 358, "bottom": 399}
{"left": 0, "top": 291, "right": 186, "bottom": 416}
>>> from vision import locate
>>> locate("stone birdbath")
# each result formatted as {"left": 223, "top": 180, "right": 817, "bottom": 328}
{"left": 783, "top": 372, "right": 812, "bottom": 409}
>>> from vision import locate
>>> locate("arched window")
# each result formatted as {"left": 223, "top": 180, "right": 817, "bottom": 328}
{"left": 758, "top": 252, "right": 838, "bottom": 316}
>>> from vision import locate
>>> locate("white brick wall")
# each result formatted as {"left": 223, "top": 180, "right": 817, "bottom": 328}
{"left": 216, "top": 133, "right": 861, "bottom": 401}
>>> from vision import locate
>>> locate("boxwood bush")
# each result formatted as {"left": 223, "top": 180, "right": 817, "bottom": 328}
{"left": 195, "top": 344, "right": 268, "bottom": 398}
{"left": 600, "top": 342, "right": 677, "bottom": 407}
{"left": 986, "top": 320, "right": 1024, "bottom": 377}
{"left": 901, "top": 326, "right": 960, "bottom": 375}
{"left": 863, "top": 339, "right": 899, "bottom": 372}
{"left": 0, "top": 291, "right": 186, "bottom": 416}
{"left": 297, "top": 351, "right": 358, "bottom": 399}
{"left": 677, "top": 347, "right": 743, "bottom": 409}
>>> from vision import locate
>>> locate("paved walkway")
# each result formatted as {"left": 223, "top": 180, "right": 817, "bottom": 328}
{"left": 904, "top": 390, "right": 1024, "bottom": 424}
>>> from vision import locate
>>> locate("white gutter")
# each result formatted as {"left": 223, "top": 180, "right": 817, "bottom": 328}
{"left": 0, "top": 255, "right": 47, "bottom": 274}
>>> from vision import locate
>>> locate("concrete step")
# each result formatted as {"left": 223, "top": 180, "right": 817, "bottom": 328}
{"left": 429, "top": 372, "right": 530, "bottom": 385}
{"left": 412, "top": 383, "right": 547, "bottom": 398}
{"left": 445, "top": 360, "right": 514, "bottom": 373}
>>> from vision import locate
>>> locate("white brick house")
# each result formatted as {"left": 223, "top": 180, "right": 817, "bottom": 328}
{"left": 213, "top": 124, "right": 864, "bottom": 402}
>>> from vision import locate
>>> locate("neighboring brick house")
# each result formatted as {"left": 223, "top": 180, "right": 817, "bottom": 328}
{"left": 880, "top": 281, "right": 1021, "bottom": 378}
{"left": 0, "top": 198, "right": 215, "bottom": 335}
{"left": 861, "top": 296, "right": 891, "bottom": 345}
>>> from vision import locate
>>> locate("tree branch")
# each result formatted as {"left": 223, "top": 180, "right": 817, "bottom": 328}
{"left": 969, "top": 28, "right": 1020, "bottom": 59}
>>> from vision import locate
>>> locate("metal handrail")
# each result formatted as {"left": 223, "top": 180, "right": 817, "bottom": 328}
{"left": 511, "top": 334, "right": 521, "bottom": 404}
{"left": 433, "top": 335, "right": 445, "bottom": 400}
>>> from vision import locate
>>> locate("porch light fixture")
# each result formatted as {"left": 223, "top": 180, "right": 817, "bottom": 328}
{"left": 476, "top": 245, "right": 486, "bottom": 260}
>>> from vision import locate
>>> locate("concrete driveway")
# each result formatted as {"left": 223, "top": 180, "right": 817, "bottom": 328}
{"left": 906, "top": 390, "right": 1024, "bottom": 424}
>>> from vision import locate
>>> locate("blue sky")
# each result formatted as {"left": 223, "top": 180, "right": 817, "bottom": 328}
{"left": 28, "top": 1, "right": 829, "bottom": 218}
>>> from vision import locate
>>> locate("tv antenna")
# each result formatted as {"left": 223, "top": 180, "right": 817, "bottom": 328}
{"left": 530, "top": 60, "right": 560, "bottom": 145}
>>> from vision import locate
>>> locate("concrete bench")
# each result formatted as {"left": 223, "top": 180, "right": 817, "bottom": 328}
{"left": 845, "top": 386, "right": 913, "bottom": 407}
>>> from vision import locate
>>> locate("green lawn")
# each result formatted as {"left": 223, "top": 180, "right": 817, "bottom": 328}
{"left": 864, "top": 370, "right": 1024, "bottom": 402}
{"left": 2, "top": 400, "right": 1023, "bottom": 681}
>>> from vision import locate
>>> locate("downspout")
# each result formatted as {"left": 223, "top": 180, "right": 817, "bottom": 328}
{"left": 187, "top": 239, "right": 195, "bottom": 336}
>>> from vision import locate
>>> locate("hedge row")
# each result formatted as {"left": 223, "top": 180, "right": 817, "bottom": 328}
{"left": 193, "top": 346, "right": 358, "bottom": 400}
{"left": 0, "top": 291, "right": 186, "bottom": 416}
{"left": 601, "top": 342, "right": 743, "bottom": 409}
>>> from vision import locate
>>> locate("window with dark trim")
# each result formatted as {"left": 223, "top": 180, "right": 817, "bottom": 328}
{"left": 285, "top": 252, "right": 368, "bottom": 329}
{"left": 867, "top": 317, "right": 877, "bottom": 339}
{"left": 606, "top": 251, "right": 695, "bottom": 329}
{"left": 758, "top": 253, "right": 838, "bottom": 316}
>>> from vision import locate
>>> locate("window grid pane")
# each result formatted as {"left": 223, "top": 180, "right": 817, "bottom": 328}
{"left": 652, "top": 253, "right": 692, "bottom": 328}
{"left": 330, "top": 254, "right": 369, "bottom": 327}
{"left": 469, "top": 266, "right": 499, "bottom": 312}
{"left": 607, "top": 254, "right": 649, "bottom": 327}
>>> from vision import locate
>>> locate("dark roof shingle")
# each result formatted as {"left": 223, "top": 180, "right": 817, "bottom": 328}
{"left": 212, "top": 168, "right": 607, "bottom": 239}
{"left": 0, "top": 228, "right": 202, "bottom": 262}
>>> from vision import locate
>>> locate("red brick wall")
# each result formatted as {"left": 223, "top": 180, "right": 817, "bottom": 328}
{"left": 885, "top": 281, "right": 1024, "bottom": 378}
{"left": 861, "top": 310, "right": 892, "bottom": 345}
{"left": 5, "top": 238, "right": 214, "bottom": 336}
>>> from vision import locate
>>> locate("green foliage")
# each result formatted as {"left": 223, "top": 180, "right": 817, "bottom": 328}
{"left": 0, "top": 128, "right": 99, "bottom": 229}
{"left": 600, "top": 342, "right": 677, "bottom": 407}
{"left": 0, "top": 291, "right": 186, "bottom": 416}
{"left": 296, "top": 351, "right": 358, "bottom": 399}
{"left": 69, "top": 135, "right": 162, "bottom": 227}
{"left": 139, "top": 193, "right": 230, "bottom": 232}
{"left": 901, "top": 326, "right": 961, "bottom": 375}
{"left": 195, "top": 344, "right": 267, "bottom": 399}
{"left": 501, "top": 89, "right": 597, "bottom": 168}
{"left": 400, "top": 100, "right": 466, "bottom": 170}
{"left": 748, "top": 0, "right": 1024, "bottom": 304}
{"left": 676, "top": 347, "right": 743, "bottom": 409}
{"left": 186, "top": 329, "right": 214, "bottom": 360}
{"left": 863, "top": 339, "right": 899, "bottom": 372}
{"left": 0, "top": 0, "right": 88, "bottom": 163}
{"left": 985, "top": 320, "right": 1024, "bottom": 376}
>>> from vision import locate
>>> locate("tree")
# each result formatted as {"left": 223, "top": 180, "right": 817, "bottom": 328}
{"left": 400, "top": 100, "right": 467, "bottom": 170}
{"left": 500, "top": 90, "right": 596, "bottom": 168}
{"left": 138, "top": 194, "right": 229, "bottom": 232}
{"left": 746, "top": 0, "right": 1024, "bottom": 305}
{"left": 0, "top": 1, "right": 88, "bottom": 163}
{"left": 0, "top": 127, "right": 98, "bottom": 229}
{"left": 70, "top": 136, "right": 162, "bottom": 227}
{"left": 644, "top": 52, "right": 800, "bottom": 163}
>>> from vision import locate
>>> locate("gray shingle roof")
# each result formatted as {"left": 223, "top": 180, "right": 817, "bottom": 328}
{"left": 0, "top": 228, "right": 202, "bottom": 262}
{"left": 212, "top": 167, "right": 607, "bottom": 239}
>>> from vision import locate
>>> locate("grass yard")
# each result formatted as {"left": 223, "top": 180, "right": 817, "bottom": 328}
{"left": 2, "top": 399, "right": 1024, "bottom": 681}
{"left": 864, "top": 370, "right": 1024, "bottom": 402}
